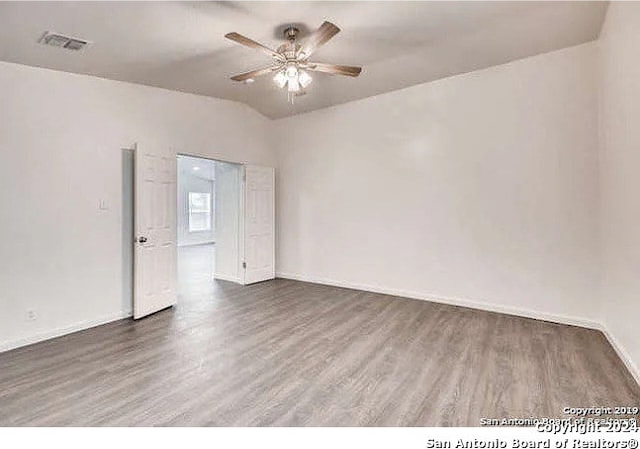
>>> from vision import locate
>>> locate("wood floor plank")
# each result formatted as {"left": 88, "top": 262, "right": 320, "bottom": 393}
{"left": 0, "top": 246, "right": 638, "bottom": 426}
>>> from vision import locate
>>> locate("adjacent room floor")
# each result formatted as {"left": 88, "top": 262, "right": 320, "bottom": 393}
{"left": 0, "top": 247, "right": 638, "bottom": 426}
{"left": 177, "top": 243, "right": 216, "bottom": 302}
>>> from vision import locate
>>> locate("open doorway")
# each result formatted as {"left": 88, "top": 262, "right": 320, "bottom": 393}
{"left": 176, "top": 155, "right": 243, "bottom": 302}
{"left": 129, "top": 144, "right": 275, "bottom": 319}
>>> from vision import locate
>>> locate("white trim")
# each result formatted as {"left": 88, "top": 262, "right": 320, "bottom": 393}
{"left": 598, "top": 324, "right": 640, "bottom": 386}
{"left": 214, "top": 273, "right": 242, "bottom": 284}
{"left": 2, "top": 274, "right": 638, "bottom": 388}
{"left": 239, "top": 165, "right": 246, "bottom": 285}
{"left": 276, "top": 272, "right": 601, "bottom": 329}
{"left": 0, "top": 310, "right": 132, "bottom": 353}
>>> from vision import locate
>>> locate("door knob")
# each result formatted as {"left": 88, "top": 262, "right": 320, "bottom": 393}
{"left": 137, "top": 236, "right": 148, "bottom": 244}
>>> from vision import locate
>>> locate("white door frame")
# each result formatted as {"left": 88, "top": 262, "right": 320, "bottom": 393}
{"left": 135, "top": 151, "right": 276, "bottom": 297}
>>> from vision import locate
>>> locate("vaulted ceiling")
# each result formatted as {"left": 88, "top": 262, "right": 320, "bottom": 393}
{"left": 0, "top": 1, "right": 608, "bottom": 118}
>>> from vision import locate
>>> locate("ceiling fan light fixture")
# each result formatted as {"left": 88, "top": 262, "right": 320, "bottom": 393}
{"left": 285, "top": 64, "right": 298, "bottom": 78}
{"left": 273, "top": 71, "right": 287, "bottom": 88}
{"left": 299, "top": 70, "right": 312, "bottom": 88}
{"left": 287, "top": 76, "right": 300, "bottom": 93}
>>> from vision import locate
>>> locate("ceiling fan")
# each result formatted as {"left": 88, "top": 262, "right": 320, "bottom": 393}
{"left": 225, "top": 21, "right": 362, "bottom": 102}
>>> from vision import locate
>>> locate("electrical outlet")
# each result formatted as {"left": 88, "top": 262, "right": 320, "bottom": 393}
{"left": 26, "top": 309, "right": 37, "bottom": 321}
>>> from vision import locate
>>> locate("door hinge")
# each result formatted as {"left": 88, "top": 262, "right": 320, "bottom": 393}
{"left": 242, "top": 261, "right": 247, "bottom": 269}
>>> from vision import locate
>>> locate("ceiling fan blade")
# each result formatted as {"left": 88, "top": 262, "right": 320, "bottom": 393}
{"left": 225, "top": 32, "right": 284, "bottom": 61}
{"left": 230, "top": 66, "right": 278, "bottom": 82}
{"left": 306, "top": 62, "right": 362, "bottom": 77}
{"left": 297, "top": 21, "right": 340, "bottom": 59}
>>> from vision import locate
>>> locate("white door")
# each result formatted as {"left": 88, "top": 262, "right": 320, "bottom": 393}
{"left": 134, "top": 144, "right": 177, "bottom": 319}
{"left": 243, "top": 165, "right": 275, "bottom": 284}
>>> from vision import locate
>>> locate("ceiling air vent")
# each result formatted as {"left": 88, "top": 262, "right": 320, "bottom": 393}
{"left": 38, "top": 32, "right": 90, "bottom": 51}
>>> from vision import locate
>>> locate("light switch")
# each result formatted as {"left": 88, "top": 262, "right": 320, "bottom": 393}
{"left": 99, "top": 199, "right": 109, "bottom": 210}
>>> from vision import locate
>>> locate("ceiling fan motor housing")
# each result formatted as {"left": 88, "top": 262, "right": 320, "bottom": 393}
{"left": 283, "top": 26, "right": 300, "bottom": 42}
{"left": 277, "top": 26, "right": 301, "bottom": 58}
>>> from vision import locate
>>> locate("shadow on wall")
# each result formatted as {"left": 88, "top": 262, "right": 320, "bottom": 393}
{"left": 122, "top": 148, "right": 134, "bottom": 315}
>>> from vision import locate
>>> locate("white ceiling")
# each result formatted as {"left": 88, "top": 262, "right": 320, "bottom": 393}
{"left": 0, "top": 1, "right": 608, "bottom": 119}
{"left": 178, "top": 155, "right": 216, "bottom": 181}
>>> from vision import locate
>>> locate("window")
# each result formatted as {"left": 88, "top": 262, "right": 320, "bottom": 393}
{"left": 188, "top": 192, "right": 211, "bottom": 232}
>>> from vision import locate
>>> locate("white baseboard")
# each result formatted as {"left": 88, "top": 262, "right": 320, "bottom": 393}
{"left": 598, "top": 324, "right": 640, "bottom": 386}
{"left": 276, "top": 272, "right": 602, "bottom": 329}
{"left": 3, "top": 273, "right": 638, "bottom": 388}
{"left": 0, "top": 310, "right": 132, "bottom": 353}
{"left": 277, "top": 271, "right": 640, "bottom": 387}
{"left": 214, "top": 273, "right": 242, "bottom": 284}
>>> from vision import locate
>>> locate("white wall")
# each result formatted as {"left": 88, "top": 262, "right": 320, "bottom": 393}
{"left": 275, "top": 43, "right": 601, "bottom": 326}
{"left": 0, "top": 61, "right": 274, "bottom": 351}
{"left": 597, "top": 2, "right": 640, "bottom": 381}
